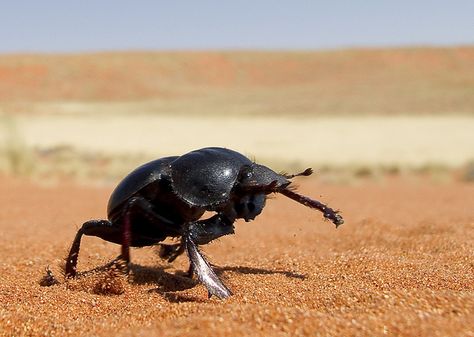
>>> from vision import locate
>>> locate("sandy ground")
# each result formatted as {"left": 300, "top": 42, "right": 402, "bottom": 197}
{"left": 4, "top": 115, "right": 474, "bottom": 168}
{"left": 0, "top": 176, "right": 473, "bottom": 336}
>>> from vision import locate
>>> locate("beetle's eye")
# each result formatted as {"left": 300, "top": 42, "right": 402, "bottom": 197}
{"left": 239, "top": 166, "right": 254, "bottom": 182}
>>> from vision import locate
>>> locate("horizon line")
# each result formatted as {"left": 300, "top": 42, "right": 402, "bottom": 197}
{"left": 1, "top": 43, "right": 473, "bottom": 57}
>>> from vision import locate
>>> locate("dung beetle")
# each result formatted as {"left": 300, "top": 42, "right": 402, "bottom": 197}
{"left": 64, "top": 147, "right": 343, "bottom": 299}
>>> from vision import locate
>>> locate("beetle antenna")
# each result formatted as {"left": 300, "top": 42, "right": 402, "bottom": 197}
{"left": 279, "top": 188, "right": 344, "bottom": 227}
{"left": 282, "top": 168, "right": 313, "bottom": 179}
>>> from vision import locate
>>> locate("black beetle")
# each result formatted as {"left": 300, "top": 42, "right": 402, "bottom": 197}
{"left": 64, "top": 147, "right": 343, "bottom": 299}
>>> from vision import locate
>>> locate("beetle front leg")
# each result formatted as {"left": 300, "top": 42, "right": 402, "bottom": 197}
{"left": 159, "top": 213, "right": 234, "bottom": 262}
{"left": 181, "top": 214, "right": 235, "bottom": 299}
{"left": 184, "top": 235, "right": 232, "bottom": 299}
{"left": 188, "top": 214, "right": 235, "bottom": 245}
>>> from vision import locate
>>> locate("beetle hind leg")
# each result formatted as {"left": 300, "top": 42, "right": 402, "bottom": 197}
{"left": 65, "top": 219, "right": 121, "bottom": 278}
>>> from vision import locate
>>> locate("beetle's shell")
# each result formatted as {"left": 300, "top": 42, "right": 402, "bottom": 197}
{"left": 107, "top": 147, "right": 289, "bottom": 218}
{"left": 170, "top": 147, "right": 252, "bottom": 208}
{"left": 107, "top": 156, "right": 178, "bottom": 216}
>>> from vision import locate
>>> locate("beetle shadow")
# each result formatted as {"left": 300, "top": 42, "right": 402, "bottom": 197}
{"left": 74, "top": 260, "right": 199, "bottom": 300}
{"left": 213, "top": 265, "right": 307, "bottom": 280}
{"left": 131, "top": 263, "right": 306, "bottom": 303}
{"left": 129, "top": 263, "right": 211, "bottom": 303}
{"left": 130, "top": 263, "right": 196, "bottom": 290}
{"left": 78, "top": 260, "right": 306, "bottom": 303}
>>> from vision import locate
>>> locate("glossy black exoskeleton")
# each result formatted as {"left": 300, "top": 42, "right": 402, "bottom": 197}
{"left": 64, "top": 147, "right": 343, "bottom": 299}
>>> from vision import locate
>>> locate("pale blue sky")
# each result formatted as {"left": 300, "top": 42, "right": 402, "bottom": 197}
{"left": 1, "top": 1, "right": 472, "bottom": 53}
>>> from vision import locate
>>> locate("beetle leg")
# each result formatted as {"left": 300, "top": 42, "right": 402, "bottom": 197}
{"left": 117, "top": 195, "right": 174, "bottom": 270}
{"left": 159, "top": 214, "right": 234, "bottom": 265}
{"left": 118, "top": 196, "right": 182, "bottom": 263}
{"left": 183, "top": 214, "right": 234, "bottom": 283}
{"left": 65, "top": 219, "right": 116, "bottom": 278}
{"left": 184, "top": 235, "right": 232, "bottom": 299}
{"left": 188, "top": 214, "right": 235, "bottom": 245}
{"left": 120, "top": 200, "right": 132, "bottom": 268}
{"left": 158, "top": 242, "right": 185, "bottom": 262}
{"left": 66, "top": 196, "right": 180, "bottom": 278}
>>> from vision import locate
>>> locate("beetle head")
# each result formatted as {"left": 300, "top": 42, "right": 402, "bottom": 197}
{"left": 237, "top": 163, "right": 291, "bottom": 192}
{"left": 224, "top": 163, "right": 289, "bottom": 222}
{"left": 231, "top": 164, "right": 343, "bottom": 227}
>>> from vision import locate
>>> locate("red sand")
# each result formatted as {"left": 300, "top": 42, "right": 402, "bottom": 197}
{"left": 0, "top": 176, "right": 473, "bottom": 336}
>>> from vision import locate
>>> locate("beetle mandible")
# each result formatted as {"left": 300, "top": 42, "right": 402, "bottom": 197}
{"left": 64, "top": 147, "right": 343, "bottom": 299}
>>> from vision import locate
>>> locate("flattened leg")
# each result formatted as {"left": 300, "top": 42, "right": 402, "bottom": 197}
{"left": 184, "top": 235, "right": 232, "bottom": 299}
{"left": 185, "top": 215, "right": 234, "bottom": 287}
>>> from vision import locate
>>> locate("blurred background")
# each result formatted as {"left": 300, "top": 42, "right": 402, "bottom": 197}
{"left": 0, "top": 1, "right": 473, "bottom": 183}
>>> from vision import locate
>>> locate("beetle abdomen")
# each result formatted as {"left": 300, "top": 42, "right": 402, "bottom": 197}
{"left": 107, "top": 156, "right": 178, "bottom": 216}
